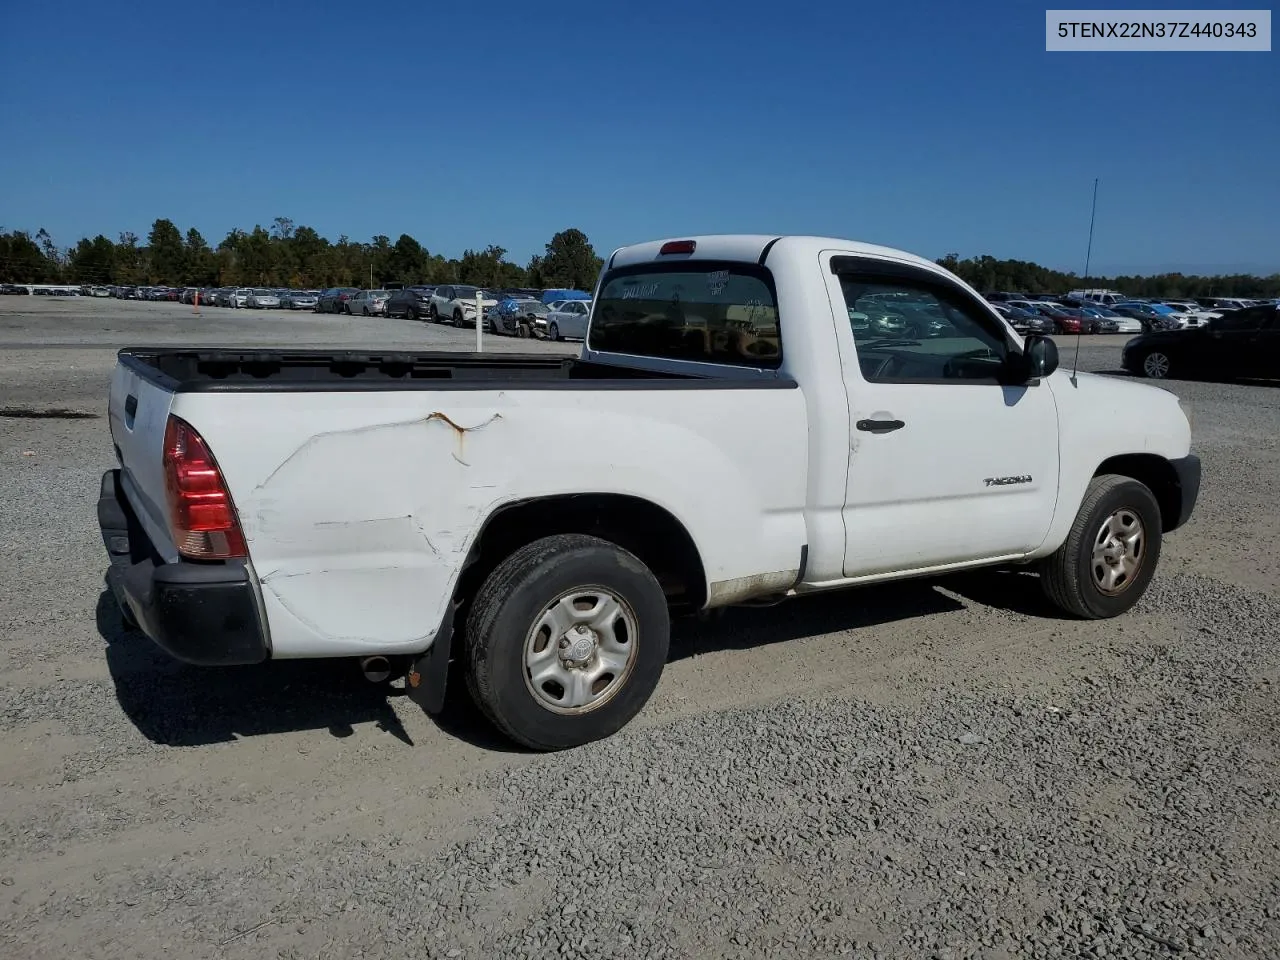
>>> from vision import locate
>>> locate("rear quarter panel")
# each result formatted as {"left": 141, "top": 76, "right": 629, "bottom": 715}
{"left": 171, "top": 385, "right": 809, "bottom": 658}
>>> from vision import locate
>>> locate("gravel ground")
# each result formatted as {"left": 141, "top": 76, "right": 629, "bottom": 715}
{"left": 1, "top": 297, "right": 1277, "bottom": 960}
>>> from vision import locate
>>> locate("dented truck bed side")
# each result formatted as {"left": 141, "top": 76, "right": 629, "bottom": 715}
{"left": 116, "top": 374, "right": 809, "bottom": 659}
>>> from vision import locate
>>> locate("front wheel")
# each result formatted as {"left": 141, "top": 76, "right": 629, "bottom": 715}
{"left": 405, "top": 306, "right": 417, "bottom": 321}
{"left": 1039, "top": 474, "right": 1162, "bottom": 619}
{"left": 464, "top": 534, "right": 670, "bottom": 750}
{"left": 1139, "top": 350, "right": 1171, "bottom": 379}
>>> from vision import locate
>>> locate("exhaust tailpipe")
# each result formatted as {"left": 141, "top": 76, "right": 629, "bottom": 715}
{"left": 360, "top": 655, "right": 392, "bottom": 683}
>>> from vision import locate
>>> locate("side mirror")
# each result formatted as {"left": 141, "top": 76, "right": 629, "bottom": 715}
{"left": 1019, "top": 334, "right": 1059, "bottom": 380}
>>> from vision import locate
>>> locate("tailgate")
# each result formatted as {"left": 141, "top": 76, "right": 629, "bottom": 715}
{"left": 108, "top": 358, "right": 180, "bottom": 562}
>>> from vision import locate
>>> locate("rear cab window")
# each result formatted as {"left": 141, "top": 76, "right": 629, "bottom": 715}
{"left": 587, "top": 262, "right": 781, "bottom": 368}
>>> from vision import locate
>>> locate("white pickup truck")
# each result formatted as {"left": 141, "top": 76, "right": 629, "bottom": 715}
{"left": 99, "top": 234, "right": 1201, "bottom": 750}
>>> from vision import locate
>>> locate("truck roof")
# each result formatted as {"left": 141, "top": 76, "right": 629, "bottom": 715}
{"left": 607, "top": 235, "right": 946, "bottom": 274}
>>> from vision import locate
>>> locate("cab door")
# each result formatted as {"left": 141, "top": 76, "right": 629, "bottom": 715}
{"left": 821, "top": 253, "right": 1062, "bottom": 577}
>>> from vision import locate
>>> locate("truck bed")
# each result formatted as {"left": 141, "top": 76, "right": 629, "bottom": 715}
{"left": 117, "top": 348, "right": 795, "bottom": 393}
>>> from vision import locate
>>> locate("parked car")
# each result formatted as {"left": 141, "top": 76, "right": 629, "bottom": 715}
{"left": 346, "top": 289, "right": 391, "bottom": 316}
{"left": 1028, "top": 304, "right": 1097, "bottom": 335}
{"left": 1081, "top": 305, "right": 1141, "bottom": 334}
{"left": 1112, "top": 302, "right": 1181, "bottom": 332}
{"left": 1155, "top": 301, "right": 1218, "bottom": 327}
{"left": 283, "top": 290, "right": 320, "bottom": 310}
{"left": 384, "top": 286, "right": 436, "bottom": 321}
{"left": 493, "top": 296, "right": 549, "bottom": 337}
{"left": 316, "top": 288, "right": 360, "bottom": 313}
{"left": 428, "top": 284, "right": 499, "bottom": 326}
{"left": 97, "top": 233, "right": 1200, "bottom": 751}
{"left": 992, "top": 303, "right": 1055, "bottom": 335}
{"left": 1121, "top": 304, "right": 1279, "bottom": 380}
{"left": 245, "top": 288, "right": 281, "bottom": 309}
{"left": 545, "top": 299, "right": 593, "bottom": 341}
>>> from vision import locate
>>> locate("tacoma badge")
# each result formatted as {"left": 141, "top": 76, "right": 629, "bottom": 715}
{"left": 984, "top": 475, "right": 1033, "bottom": 487}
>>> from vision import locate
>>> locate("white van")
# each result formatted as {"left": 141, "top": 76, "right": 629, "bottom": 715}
{"left": 1067, "top": 288, "right": 1125, "bottom": 305}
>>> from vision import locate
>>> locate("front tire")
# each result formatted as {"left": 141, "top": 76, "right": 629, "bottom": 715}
{"left": 1139, "top": 350, "right": 1171, "bottom": 379}
{"left": 1039, "top": 474, "right": 1162, "bottom": 619}
{"left": 406, "top": 306, "right": 417, "bottom": 321}
{"left": 464, "top": 534, "right": 670, "bottom": 751}
{"left": 428, "top": 304, "right": 438, "bottom": 322}
{"left": 453, "top": 310, "right": 463, "bottom": 327}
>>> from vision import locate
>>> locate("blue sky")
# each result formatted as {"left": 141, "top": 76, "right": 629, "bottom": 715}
{"left": 1, "top": 0, "right": 1276, "bottom": 275}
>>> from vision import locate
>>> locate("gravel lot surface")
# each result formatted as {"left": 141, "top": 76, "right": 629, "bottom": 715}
{"left": 1, "top": 297, "right": 1277, "bottom": 959}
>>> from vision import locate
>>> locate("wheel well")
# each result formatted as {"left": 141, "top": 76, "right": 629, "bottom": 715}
{"left": 1094, "top": 454, "right": 1180, "bottom": 532}
{"left": 454, "top": 494, "right": 708, "bottom": 618}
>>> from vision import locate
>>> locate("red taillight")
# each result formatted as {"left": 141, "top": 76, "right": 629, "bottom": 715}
{"left": 162, "top": 416, "right": 247, "bottom": 560}
{"left": 659, "top": 240, "right": 696, "bottom": 255}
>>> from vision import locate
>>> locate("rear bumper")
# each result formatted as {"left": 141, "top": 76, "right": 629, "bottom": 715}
{"left": 1167, "top": 454, "right": 1201, "bottom": 532}
{"left": 98, "top": 470, "right": 269, "bottom": 666}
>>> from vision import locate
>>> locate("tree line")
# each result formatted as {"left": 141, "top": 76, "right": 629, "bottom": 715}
{"left": 0, "top": 218, "right": 605, "bottom": 291}
{"left": 2, "top": 220, "right": 1277, "bottom": 299}
{"left": 936, "top": 253, "right": 1280, "bottom": 301}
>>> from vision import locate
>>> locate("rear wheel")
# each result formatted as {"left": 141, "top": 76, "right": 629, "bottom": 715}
{"left": 1039, "top": 474, "right": 1162, "bottom": 619}
{"left": 549, "top": 321, "right": 561, "bottom": 341}
{"left": 464, "top": 534, "right": 669, "bottom": 750}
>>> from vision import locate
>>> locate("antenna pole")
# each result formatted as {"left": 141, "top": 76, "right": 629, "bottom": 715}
{"left": 1072, "top": 177, "right": 1098, "bottom": 387}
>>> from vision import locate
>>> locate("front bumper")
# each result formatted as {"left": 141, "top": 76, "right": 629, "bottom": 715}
{"left": 98, "top": 470, "right": 269, "bottom": 666}
{"left": 1166, "top": 454, "right": 1201, "bottom": 532}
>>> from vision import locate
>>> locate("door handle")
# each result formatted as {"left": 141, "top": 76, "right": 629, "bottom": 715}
{"left": 856, "top": 418, "right": 905, "bottom": 434}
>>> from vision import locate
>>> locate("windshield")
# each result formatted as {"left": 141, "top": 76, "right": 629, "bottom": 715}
{"left": 588, "top": 264, "right": 782, "bottom": 369}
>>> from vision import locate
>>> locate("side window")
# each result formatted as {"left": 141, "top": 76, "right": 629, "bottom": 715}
{"left": 836, "top": 273, "right": 1009, "bottom": 384}
{"left": 1219, "top": 306, "right": 1270, "bottom": 331}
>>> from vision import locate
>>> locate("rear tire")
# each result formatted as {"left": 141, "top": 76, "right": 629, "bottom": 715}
{"left": 1039, "top": 474, "right": 1162, "bottom": 619}
{"left": 549, "top": 321, "right": 560, "bottom": 341}
{"left": 464, "top": 534, "right": 670, "bottom": 751}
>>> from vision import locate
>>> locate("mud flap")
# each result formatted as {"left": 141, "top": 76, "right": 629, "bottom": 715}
{"left": 405, "top": 601, "right": 460, "bottom": 714}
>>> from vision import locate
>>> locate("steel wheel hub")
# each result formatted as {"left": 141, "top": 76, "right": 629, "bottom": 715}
{"left": 1091, "top": 508, "right": 1145, "bottom": 596}
{"left": 561, "top": 626, "right": 597, "bottom": 666}
{"left": 524, "top": 587, "right": 638, "bottom": 715}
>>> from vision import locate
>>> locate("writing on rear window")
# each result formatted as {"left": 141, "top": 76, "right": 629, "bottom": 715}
{"left": 589, "top": 265, "right": 782, "bottom": 368}
{"left": 622, "top": 282, "right": 660, "bottom": 300}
